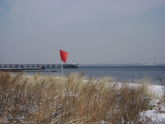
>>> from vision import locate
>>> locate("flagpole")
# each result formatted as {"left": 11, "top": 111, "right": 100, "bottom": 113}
{"left": 60, "top": 49, "right": 68, "bottom": 76}
{"left": 61, "top": 60, "right": 63, "bottom": 76}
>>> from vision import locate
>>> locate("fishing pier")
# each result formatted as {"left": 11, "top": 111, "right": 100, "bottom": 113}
{"left": 0, "top": 64, "right": 78, "bottom": 72}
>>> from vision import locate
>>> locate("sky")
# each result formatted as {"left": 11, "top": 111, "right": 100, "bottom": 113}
{"left": 0, "top": 0, "right": 165, "bottom": 64}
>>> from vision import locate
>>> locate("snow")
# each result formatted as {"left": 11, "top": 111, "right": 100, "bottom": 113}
{"left": 139, "top": 84, "right": 165, "bottom": 123}
{"left": 150, "top": 85, "right": 164, "bottom": 97}
{"left": 141, "top": 109, "right": 165, "bottom": 123}
{"left": 113, "top": 82, "right": 164, "bottom": 97}
{"left": 111, "top": 82, "right": 165, "bottom": 123}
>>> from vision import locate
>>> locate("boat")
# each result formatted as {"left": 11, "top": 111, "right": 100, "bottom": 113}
{"left": 63, "top": 63, "right": 78, "bottom": 68}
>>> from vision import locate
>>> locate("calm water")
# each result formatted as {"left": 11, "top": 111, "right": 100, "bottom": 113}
{"left": 59, "top": 66, "right": 165, "bottom": 85}
{"left": 30, "top": 65, "right": 165, "bottom": 85}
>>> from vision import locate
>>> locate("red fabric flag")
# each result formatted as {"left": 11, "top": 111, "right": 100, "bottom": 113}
{"left": 60, "top": 49, "right": 68, "bottom": 63}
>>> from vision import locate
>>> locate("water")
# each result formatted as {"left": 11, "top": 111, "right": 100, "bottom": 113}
{"left": 60, "top": 65, "right": 165, "bottom": 85}
{"left": 30, "top": 65, "right": 165, "bottom": 85}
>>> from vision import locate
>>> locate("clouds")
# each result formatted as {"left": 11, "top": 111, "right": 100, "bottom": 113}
{"left": 0, "top": 0, "right": 165, "bottom": 64}
{"left": 2, "top": 0, "right": 164, "bottom": 30}
{"left": 5, "top": 0, "right": 165, "bottom": 26}
{"left": 3, "top": 0, "right": 164, "bottom": 35}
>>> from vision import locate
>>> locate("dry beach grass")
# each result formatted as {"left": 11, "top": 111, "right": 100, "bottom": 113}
{"left": 0, "top": 72, "right": 160, "bottom": 123}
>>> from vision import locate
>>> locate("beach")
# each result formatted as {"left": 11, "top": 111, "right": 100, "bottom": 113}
{"left": 0, "top": 72, "right": 165, "bottom": 123}
{"left": 1, "top": 0, "right": 165, "bottom": 123}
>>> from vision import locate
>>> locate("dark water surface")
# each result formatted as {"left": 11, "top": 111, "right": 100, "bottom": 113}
{"left": 31, "top": 66, "right": 165, "bottom": 85}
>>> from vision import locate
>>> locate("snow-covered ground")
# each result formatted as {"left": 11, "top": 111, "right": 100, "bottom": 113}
{"left": 107, "top": 82, "right": 165, "bottom": 123}
{"left": 129, "top": 83, "right": 165, "bottom": 123}
{"left": 141, "top": 84, "right": 165, "bottom": 123}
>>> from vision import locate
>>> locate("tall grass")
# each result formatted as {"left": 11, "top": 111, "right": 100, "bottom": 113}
{"left": 0, "top": 72, "right": 151, "bottom": 123}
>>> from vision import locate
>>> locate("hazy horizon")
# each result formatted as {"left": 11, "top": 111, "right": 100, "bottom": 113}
{"left": 0, "top": 0, "right": 165, "bottom": 64}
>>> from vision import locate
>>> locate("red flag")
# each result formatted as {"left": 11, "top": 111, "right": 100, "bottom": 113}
{"left": 60, "top": 49, "right": 68, "bottom": 63}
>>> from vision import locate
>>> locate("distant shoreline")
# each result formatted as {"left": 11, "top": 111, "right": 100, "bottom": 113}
{"left": 79, "top": 64, "right": 165, "bottom": 67}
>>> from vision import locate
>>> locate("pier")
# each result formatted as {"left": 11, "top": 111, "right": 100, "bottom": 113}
{"left": 0, "top": 64, "right": 78, "bottom": 72}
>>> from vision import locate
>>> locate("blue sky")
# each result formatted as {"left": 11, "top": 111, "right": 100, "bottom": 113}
{"left": 0, "top": 0, "right": 165, "bottom": 64}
